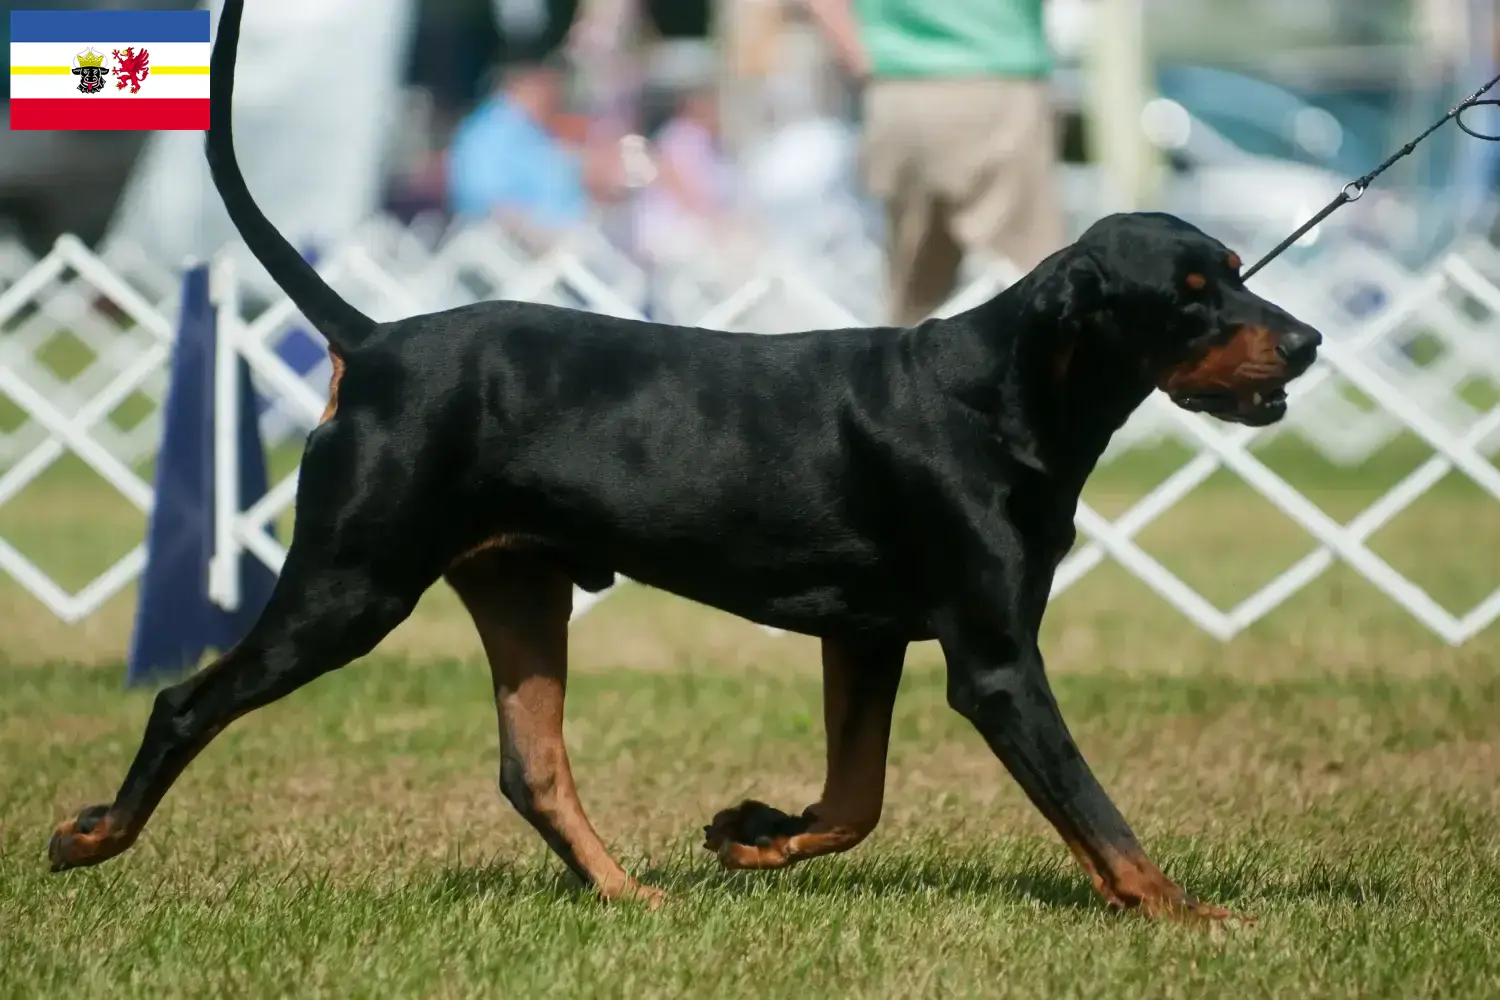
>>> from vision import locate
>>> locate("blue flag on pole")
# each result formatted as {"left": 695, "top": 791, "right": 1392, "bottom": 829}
{"left": 126, "top": 264, "right": 276, "bottom": 686}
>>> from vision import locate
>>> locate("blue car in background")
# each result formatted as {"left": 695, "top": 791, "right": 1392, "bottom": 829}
{"left": 1154, "top": 65, "right": 1386, "bottom": 180}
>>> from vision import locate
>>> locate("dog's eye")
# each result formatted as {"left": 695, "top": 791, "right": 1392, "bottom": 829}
{"left": 1226, "top": 252, "right": 1241, "bottom": 271}
{"left": 1184, "top": 273, "right": 1207, "bottom": 291}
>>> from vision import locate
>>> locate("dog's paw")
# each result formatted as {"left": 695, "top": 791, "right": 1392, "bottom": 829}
{"left": 701, "top": 799, "right": 812, "bottom": 870}
{"left": 1158, "top": 895, "right": 1255, "bottom": 927}
{"left": 1119, "top": 883, "right": 1252, "bottom": 927}
{"left": 48, "top": 804, "right": 129, "bottom": 872}
{"left": 595, "top": 874, "right": 669, "bottom": 909}
{"left": 622, "top": 882, "right": 669, "bottom": 910}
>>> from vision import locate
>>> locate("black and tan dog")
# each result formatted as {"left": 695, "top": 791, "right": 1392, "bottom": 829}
{"left": 48, "top": 0, "right": 1322, "bottom": 921}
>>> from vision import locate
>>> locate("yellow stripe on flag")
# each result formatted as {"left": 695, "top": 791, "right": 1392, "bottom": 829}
{"left": 8, "top": 65, "right": 208, "bottom": 75}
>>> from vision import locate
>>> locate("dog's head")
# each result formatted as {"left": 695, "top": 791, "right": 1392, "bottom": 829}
{"left": 1068, "top": 213, "right": 1322, "bottom": 427}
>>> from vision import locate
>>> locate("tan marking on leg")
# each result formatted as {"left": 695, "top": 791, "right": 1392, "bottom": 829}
{"left": 706, "top": 636, "right": 905, "bottom": 869}
{"left": 48, "top": 809, "right": 123, "bottom": 869}
{"left": 449, "top": 533, "right": 541, "bottom": 569}
{"left": 48, "top": 656, "right": 258, "bottom": 872}
{"left": 447, "top": 552, "right": 660, "bottom": 905}
{"left": 1060, "top": 836, "right": 1240, "bottom": 923}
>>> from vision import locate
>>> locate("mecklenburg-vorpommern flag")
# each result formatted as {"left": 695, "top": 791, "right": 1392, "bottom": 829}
{"left": 9, "top": 9, "right": 210, "bottom": 130}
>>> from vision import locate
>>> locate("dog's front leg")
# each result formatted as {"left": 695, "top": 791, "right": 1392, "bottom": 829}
{"left": 934, "top": 572, "right": 1241, "bottom": 922}
{"left": 704, "top": 636, "right": 906, "bottom": 870}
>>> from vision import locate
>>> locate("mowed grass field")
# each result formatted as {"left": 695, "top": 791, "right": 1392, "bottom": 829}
{"left": 1, "top": 432, "right": 1499, "bottom": 998}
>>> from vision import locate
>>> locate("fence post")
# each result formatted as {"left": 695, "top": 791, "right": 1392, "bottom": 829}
{"left": 124, "top": 260, "right": 276, "bottom": 686}
{"left": 209, "top": 256, "right": 244, "bottom": 611}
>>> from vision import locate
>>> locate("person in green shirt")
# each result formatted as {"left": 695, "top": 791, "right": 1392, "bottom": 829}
{"left": 804, "top": 0, "right": 1066, "bottom": 325}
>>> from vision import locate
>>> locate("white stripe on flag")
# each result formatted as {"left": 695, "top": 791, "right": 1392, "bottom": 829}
{"left": 8, "top": 41, "right": 209, "bottom": 70}
{"left": 9, "top": 41, "right": 209, "bottom": 100}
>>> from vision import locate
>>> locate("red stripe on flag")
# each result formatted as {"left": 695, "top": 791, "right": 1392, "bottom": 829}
{"left": 9, "top": 98, "right": 209, "bottom": 131}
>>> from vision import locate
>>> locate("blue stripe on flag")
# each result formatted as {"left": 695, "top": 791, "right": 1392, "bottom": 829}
{"left": 9, "top": 9, "right": 210, "bottom": 43}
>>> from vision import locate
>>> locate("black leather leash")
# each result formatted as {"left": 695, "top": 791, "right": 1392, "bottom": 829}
{"left": 1241, "top": 71, "right": 1500, "bottom": 280}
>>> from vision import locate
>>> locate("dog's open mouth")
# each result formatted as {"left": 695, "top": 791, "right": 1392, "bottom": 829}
{"left": 1172, "top": 386, "right": 1288, "bottom": 426}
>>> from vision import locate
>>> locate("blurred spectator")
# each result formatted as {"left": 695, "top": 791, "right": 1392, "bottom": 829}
{"left": 634, "top": 84, "right": 737, "bottom": 263}
{"left": 803, "top": 0, "right": 1066, "bottom": 324}
{"left": 447, "top": 52, "right": 623, "bottom": 245}
{"left": 383, "top": 88, "right": 451, "bottom": 224}
{"left": 391, "top": 0, "right": 577, "bottom": 225}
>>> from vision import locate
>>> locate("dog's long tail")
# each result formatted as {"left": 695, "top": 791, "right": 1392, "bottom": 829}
{"left": 205, "top": 0, "right": 374, "bottom": 354}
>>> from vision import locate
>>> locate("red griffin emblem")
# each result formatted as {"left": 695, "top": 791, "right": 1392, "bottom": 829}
{"left": 111, "top": 46, "right": 150, "bottom": 94}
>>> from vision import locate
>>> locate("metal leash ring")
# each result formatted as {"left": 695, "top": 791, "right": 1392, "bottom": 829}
{"left": 1456, "top": 98, "right": 1500, "bottom": 141}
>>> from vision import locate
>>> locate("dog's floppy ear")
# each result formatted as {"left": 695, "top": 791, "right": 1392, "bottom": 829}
{"left": 1015, "top": 248, "right": 1107, "bottom": 390}
{"left": 1029, "top": 247, "right": 1109, "bottom": 328}
{"left": 1056, "top": 249, "right": 1109, "bottom": 311}
{"left": 1048, "top": 248, "right": 1111, "bottom": 347}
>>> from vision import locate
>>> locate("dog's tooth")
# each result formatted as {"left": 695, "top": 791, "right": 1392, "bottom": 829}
{"left": 1252, "top": 392, "right": 1263, "bottom": 405}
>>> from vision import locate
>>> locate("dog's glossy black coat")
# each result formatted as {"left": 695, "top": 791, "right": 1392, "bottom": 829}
{"left": 47, "top": 0, "right": 1323, "bottom": 917}
{"left": 304, "top": 227, "right": 1300, "bottom": 636}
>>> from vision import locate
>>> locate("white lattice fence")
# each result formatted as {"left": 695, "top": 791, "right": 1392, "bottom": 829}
{"left": 0, "top": 236, "right": 174, "bottom": 621}
{"left": 1059, "top": 342, "right": 1500, "bottom": 644}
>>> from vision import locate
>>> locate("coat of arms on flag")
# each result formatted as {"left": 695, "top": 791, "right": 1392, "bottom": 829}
{"left": 9, "top": 10, "right": 209, "bottom": 130}
{"left": 69, "top": 47, "right": 109, "bottom": 94}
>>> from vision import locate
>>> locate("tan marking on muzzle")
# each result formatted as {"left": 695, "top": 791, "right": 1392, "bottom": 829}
{"left": 1159, "top": 325, "right": 1286, "bottom": 398}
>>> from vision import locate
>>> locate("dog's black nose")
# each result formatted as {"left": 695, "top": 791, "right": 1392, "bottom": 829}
{"left": 1276, "top": 326, "right": 1322, "bottom": 371}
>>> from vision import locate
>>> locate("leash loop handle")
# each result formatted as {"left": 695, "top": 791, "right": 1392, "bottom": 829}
{"left": 1456, "top": 99, "right": 1500, "bottom": 141}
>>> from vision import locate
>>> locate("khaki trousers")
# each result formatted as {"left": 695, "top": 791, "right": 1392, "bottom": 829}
{"left": 862, "top": 77, "right": 1066, "bottom": 326}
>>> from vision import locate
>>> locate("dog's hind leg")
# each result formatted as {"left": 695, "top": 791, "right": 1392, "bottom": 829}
{"left": 47, "top": 423, "right": 444, "bottom": 873}
{"left": 47, "top": 538, "right": 433, "bottom": 872}
{"left": 703, "top": 636, "right": 906, "bottom": 870}
{"left": 446, "top": 549, "right": 661, "bottom": 905}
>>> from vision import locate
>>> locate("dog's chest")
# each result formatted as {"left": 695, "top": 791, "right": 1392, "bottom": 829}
{"left": 1035, "top": 522, "right": 1076, "bottom": 575}
{"left": 1006, "top": 482, "right": 1078, "bottom": 571}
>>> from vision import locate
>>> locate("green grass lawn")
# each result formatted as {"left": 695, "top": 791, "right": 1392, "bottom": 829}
{"left": 1, "top": 436, "right": 1499, "bottom": 997}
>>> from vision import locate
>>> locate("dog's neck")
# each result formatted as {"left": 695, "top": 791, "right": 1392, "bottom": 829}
{"left": 934, "top": 257, "right": 1156, "bottom": 492}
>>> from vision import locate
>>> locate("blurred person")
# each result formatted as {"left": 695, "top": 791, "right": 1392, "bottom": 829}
{"left": 446, "top": 51, "right": 624, "bottom": 246}
{"left": 634, "top": 84, "right": 739, "bottom": 263}
{"left": 802, "top": 0, "right": 1066, "bottom": 325}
